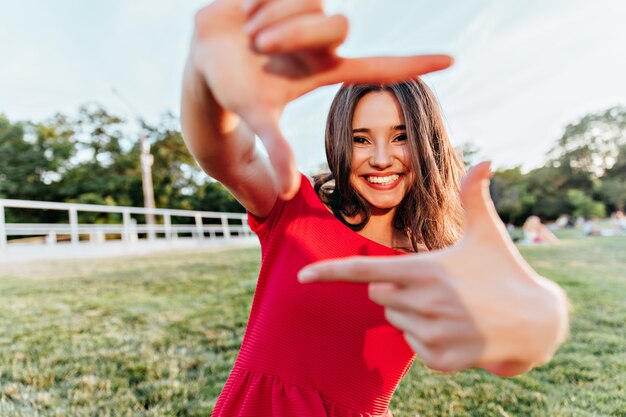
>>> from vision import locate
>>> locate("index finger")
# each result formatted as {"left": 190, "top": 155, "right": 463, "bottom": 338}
{"left": 317, "top": 54, "right": 454, "bottom": 86}
{"left": 247, "top": 109, "right": 301, "bottom": 199}
{"left": 298, "top": 255, "right": 441, "bottom": 285}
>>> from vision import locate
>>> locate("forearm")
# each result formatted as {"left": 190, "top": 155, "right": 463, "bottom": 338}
{"left": 180, "top": 60, "right": 258, "bottom": 181}
{"left": 180, "top": 58, "right": 278, "bottom": 216}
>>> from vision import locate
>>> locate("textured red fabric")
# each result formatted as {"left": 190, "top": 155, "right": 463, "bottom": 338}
{"left": 212, "top": 175, "right": 415, "bottom": 417}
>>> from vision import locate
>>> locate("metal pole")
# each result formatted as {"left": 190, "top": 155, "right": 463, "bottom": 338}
{"left": 0, "top": 203, "right": 6, "bottom": 248}
{"left": 112, "top": 88, "right": 156, "bottom": 240}
{"left": 139, "top": 127, "right": 156, "bottom": 240}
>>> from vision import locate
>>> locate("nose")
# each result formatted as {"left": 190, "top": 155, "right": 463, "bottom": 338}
{"left": 369, "top": 141, "right": 393, "bottom": 169}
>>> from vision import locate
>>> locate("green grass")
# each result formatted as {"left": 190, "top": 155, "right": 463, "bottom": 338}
{"left": 0, "top": 235, "right": 624, "bottom": 417}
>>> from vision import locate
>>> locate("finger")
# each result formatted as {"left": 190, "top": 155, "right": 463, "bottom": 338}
{"left": 460, "top": 161, "right": 512, "bottom": 239}
{"left": 246, "top": 110, "right": 301, "bottom": 199}
{"left": 298, "top": 255, "right": 444, "bottom": 285}
{"left": 242, "top": 0, "right": 270, "bottom": 17}
{"left": 315, "top": 54, "right": 454, "bottom": 86}
{"left": 368, "top": 282, "right": 399, "bottom": 301}
{"left": 254, "top": 14, "right": 348, "bottom": 54}
{"left": 385, "top": 309, "right": 474, "bottom": 346}
{"left": 404, "top": 333, "right": 470, "bottom": 373}
{"left": 244, "top": 0, "right": 322, "bottom": 37}
{"left": 403, "top": 333, "right": 436, "bottom": 368}
{"left": 481, "top": 360, "right": 531, "bottom": 378}
{"left": 460, "top": 161, "right": 493, "bottom": 227}
{"left": 370, "top": 285, "right": 453, "bottom": 317}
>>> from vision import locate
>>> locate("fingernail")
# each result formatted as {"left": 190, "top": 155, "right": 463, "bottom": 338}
{"left": 243, "top": 20, "right": 256, "bottom": 35}
{"left": 254, "top": 32, "right": 274, "bottom": 53}
{"left": 298, "top": 269, "right": 318, "bottom": 283}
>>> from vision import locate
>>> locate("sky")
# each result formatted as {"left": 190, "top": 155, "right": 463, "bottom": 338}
{"left": 1, "top": 0, "right": 625, "bottom": 173}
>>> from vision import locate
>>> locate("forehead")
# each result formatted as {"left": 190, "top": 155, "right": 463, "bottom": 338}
{"left": 352, "top": 90, "right": 404, "bottom": 128}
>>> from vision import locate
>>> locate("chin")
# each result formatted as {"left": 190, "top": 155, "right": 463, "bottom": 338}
{"left": 364, "top": 196, "right": 404, "bottom": 211}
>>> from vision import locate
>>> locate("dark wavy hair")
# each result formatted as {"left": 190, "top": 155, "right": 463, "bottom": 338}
{"left": 314, "top": 78, "right": 464, "bottom": 252}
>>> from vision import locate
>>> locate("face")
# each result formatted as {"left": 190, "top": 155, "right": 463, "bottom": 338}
{"left": 349, "top": 91, "right": 413, "bottom": 213}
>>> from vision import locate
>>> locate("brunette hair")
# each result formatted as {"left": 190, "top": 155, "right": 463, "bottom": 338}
{"left": 314, "top": 78, "right": 464, "bottom": 252}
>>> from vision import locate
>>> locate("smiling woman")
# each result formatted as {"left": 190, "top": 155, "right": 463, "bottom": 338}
{"left": 181, "top": 0, "right": 568, "bottom": 415}
{"left": 315, "top": 81, "right": 464, "bottom": 253}
{"left": 181, "top": 0, "right": 465, "bottom": 414}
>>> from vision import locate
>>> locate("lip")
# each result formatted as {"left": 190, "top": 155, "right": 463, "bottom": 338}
{"left": 361, "top": 173, "right": 404, "bottom": 190}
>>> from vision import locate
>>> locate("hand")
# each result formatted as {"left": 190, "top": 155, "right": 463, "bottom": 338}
{"left": 298, "top": 162, "right": 569, "bottom": 376}
{"left": 188, "top": 0, "right": 453, "bottom": 198}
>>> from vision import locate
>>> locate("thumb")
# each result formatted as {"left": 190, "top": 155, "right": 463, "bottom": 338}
{"left": 460, "top": 161, "right": 498, "bottom": 233}
{"left": 248, "top": 109, "right": 301, "bottom": 199}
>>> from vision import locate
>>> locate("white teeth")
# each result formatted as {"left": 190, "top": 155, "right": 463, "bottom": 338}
{"left": 366, "top": 174, "right": 399, "bottom": 185}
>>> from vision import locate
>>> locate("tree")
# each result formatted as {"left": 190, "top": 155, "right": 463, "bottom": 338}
{"left": 599, "top": 143, "right": 626, "bottom": 211}
{"left": 145, "top": 113, "right": 201, "bottom": 211}
{"left": 567, "top": 189, "right": 606, "bottom": 219}
{"left": 490, "top": 167, "right": 535, "bottom": 224}
{"left": 54, "top": 105, "right": 141, "bottom": 222}
{"left": 457, "top": 142, "right": 482, "bottom": 169}
{"left": 548, "top": 106, "right": 626, "bottom": 178}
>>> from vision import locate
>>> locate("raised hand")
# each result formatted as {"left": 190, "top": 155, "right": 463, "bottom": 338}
{"left": 186, "top": 0, "right": 453, "bottom": 198}
{"left": 298, "top": 162, "right": 569, "bottom": 376}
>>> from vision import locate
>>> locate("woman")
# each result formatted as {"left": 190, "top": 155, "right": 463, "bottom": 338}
{"left": 523, "top": 215, "right": 560, "bottom": 244}
{"left": 207, "top": 79, "right": 460, "bottom": 416}
{"left": 316, "top": 81, "right": 464, "bottom": 254}
{"left": 182, "top": 0, "right": 569, "bottom": 414}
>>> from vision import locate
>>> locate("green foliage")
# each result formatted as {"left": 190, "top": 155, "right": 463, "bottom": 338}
{"left": 566, "top": 189, "right": 606, "bottom": 219}
{"left": 3, "top": 103, "right": 626, "bottom": 225}
{"left": 490, "top": 167, "right": 535, "bottom": 224}
{"left": 192, "top": 182, "right": 246, "bottom": 214}
{"left": 0, "top": 115, "right": 63, "bottom": 202}
{"left": 0, "top": 108, "right": 243, "bottom": 225}
{"left": 599, "top": 177, "right": 626, "bottom": 212}
{"left": 548, "top": 106, "right": 626, "bottom": 177}
{"left": 488, "top": 106, "right": 626, "bottom": 223}
{"left": 1, "top": 235, "right": 625, "bottom": 416}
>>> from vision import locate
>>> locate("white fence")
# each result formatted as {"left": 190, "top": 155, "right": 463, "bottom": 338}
{"left": 0, "top": 198, "right": 252, "bottom": 249}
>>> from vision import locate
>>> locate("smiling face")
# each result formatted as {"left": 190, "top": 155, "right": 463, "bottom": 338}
{"left": 349, "top": 91, "right": 413, "bottom": 213}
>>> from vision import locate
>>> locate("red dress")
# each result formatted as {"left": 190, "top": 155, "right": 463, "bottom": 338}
{"left": 211, "top": 175, "right": 415, "bottom": 417}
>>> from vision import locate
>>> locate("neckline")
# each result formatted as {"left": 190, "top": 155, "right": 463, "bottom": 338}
{"left": 302, "top": 176, "right": 407, "bottom": 255}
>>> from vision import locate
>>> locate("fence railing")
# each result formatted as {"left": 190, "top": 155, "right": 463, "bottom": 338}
{"left": 0, "top": 199, "right": 251, "bottom": 248}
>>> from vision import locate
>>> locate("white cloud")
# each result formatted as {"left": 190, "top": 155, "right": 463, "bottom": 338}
{"left": 1, "top": 0, "right": 625, "bottom": 173}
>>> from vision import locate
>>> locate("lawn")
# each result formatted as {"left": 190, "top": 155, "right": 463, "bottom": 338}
{"left": 0, "top": 235, "right": 624, "bottom": 417}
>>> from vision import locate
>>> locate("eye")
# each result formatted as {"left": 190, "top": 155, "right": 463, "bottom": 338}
{"left": 393, "top": 134, "right": 407, "bottom": 142}
{"left": 353, "top": 136, "right": 369, "bottom": 144}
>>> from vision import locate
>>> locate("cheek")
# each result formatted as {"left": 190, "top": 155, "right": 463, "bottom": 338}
{"left": 398, "top": 148, "right": 415, "bottom": 186}
{"left": 351, "top": 148, "right": 368, "bottom": 165}
{"left": 350, "top": 150, "right": 367, "bottom": 177}
{"left": 400, "top": 146, "right": 412, "bottom": 167}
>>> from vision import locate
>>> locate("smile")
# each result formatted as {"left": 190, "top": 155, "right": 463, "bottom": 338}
{"left": 365, "top": 174, "right": 400, "bottom": 185}
{"left": 362, "top": 174, "right": 403, "bottom": 190}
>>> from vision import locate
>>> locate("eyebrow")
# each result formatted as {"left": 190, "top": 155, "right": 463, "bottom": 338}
{"left": 352, "top": 124, "right": 406, "bottom": 133}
